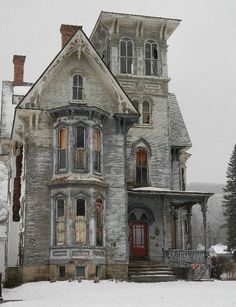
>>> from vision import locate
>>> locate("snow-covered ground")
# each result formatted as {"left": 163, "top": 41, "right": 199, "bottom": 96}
{"left": 2, "top": 280, "right": 236, "bottom": 307}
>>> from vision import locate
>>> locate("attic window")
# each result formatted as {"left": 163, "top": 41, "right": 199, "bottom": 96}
{"left": 120, "top": 38, "right": 134, "bottom": 74}
{"left": 145, "top": 40, "right": 159, "bottom": 76}
{"left": 72, "top": 74, "right": 83, "bottom": 101}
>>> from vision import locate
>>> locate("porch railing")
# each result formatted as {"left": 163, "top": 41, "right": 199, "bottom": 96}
{"left": 164, "top": 249, "right": 207, "bottom": 266}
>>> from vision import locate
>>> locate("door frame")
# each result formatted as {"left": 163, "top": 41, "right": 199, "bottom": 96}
{"left": 129, "top": 221, "right": 149, "bottom": 259}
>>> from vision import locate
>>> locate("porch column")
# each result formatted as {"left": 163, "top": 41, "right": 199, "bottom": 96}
{"left": 186, "top": 206, "right": 193, "bottom": 249}
{"left": 201, "top": 198, "right": 208, "bottom": 263}
{"left": 162, "top": 196, "right": 167, "bottom": 260}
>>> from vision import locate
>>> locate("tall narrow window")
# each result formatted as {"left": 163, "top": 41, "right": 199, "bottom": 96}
{"left": 72, "top": 74, "right": 83, "bottom": 101}
{"left": 76, "top": 127, "right": 86, "bottom": 169}
{"left": 75, "top": 199, "right": 86, "bottom": 244}
{"left": 96, "top": 199, "right": 103, "bottom": 246}
{"left": 120, "top": 38, "right": 133, "bottom": 74}
{"left": 58, "top": 128, "right": 67, "bottom": 170}
{"left": 145, "top": 40, "right": 158, "bottom": 76}
{"left": 142, "top": 101, "right": 150, "bottom": 124}
{"left": 56, "top": 199, "right": 65, "bottom": 245}
{"left": 93, "top": 129, "right": 101, "bottom": 172}
{"left": 136, "top": 148, "right": 148, "bottom": 186}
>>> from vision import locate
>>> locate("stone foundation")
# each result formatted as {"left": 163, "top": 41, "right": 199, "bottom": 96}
{"left": 106, "top": 264, "right": 128, "bottom": 280}
{"left": 5, "top": 262, "right": 128, "bottom": 285}
{"left": 5, "top": 267, "right": 23, "bottom": 288}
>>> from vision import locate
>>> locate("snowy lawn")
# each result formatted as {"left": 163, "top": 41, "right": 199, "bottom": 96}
{"left": 2, "top": 280, "right": 236, "bottom": 307}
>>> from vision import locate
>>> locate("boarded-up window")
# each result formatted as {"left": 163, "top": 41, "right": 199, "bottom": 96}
{"left": 58, "top": 128, "right": 67, "bottom": 170}
{"left": 120, "top": 38, "right": 133, "bottom": 74}
{"left": 93, "top": 129, "right": 101, "bottom": 172}
{"left": 72, "top": 74, "right": 83, "bottom": 101}
{"left": 76, "top": 127, "right": 86, "bottom": 169}
{"left": 56, "top": 199, "right": 65, "bottom": 245}
{"left": 136, "top": 148, "right": 148, "bottom": 186}
{"left": 75, "top": 199, "right": 86, "bottom": 244}
{"left": 96, "top": 199, "right": 103, "bottom": 246}
{"left": 145, "top": 40, "right": 158, "bottom": 76}
{"left": 142, "top": 101, "right": 150, "bottom": 124}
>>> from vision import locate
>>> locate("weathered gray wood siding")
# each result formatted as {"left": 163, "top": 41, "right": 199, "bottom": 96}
{"left": 24, "top": 112, "right": 53, "bottom": 265}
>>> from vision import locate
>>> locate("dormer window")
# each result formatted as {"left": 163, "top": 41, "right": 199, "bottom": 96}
{"left": 72, "top": 74, "right": 83, "bottom": 101}
{"left": 120, "top": 38, "right": 134, "bottom": 74}
{"left": 145, "top": 40, "right": 159, "bottom": 76}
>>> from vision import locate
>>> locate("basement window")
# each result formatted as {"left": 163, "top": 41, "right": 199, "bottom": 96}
{"left": 59, "top": 266, "right": 65, "bottom": 278}
{"left": 76, "top": 266, "right": 85, "bottom": 278}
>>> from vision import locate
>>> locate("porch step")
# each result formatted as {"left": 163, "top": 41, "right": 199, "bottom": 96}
{"left": 128, "top": 262, "right": 176, "bottom": 282}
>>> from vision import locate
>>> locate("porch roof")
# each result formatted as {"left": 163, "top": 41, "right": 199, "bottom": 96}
{"left": 128, "top": 187, "right": 213, "bottom": 205}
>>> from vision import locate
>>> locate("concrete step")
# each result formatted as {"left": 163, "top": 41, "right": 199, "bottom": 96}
{"left": 128, "top": 262, "right": 176, "bottom": 282}
{"left": 129, "top": 275, "right": 176, "bottom": 282}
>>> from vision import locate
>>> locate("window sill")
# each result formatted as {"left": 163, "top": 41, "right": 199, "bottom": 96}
{"left": 132, "top": 123, "right": 153, "bottom": 129}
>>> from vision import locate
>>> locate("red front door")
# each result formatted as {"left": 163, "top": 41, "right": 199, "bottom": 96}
{"left": 129, "top": 222, "right": 148, "bottom": 258}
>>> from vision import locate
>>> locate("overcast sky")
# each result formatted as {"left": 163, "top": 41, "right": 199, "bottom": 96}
{"left": 0, "top": 0, "right": 236, "bottom": 184}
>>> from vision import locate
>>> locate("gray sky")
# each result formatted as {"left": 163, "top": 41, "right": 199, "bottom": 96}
{"left": 1, "top": 0, "right": 236, "bottom": 184}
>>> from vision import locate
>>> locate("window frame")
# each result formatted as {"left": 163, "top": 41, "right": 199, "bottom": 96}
{"left": 95, "top": 199, "right": 104, "bottom": 247}
{"left": 55, "top": 198, "right": 66, "bottom": 246}
{"left": 75, "top": 126, "right": 87, "bottom": 171}
{"left": 71, "top": 73, "right": 85, "bottom": 102}
{"left": 93, "top": 128, "right": 102, "bottom": 173}
{"left": 135, "top": 147, "right": 149, "bottom": 186}
{"left": 75, "top": 198, "right": 87, "bottom": 244}
{"left": 119, "top": 37, "right": 134, "bottom": 75}
{"left": 142, "top": 101, "right": 151, "bottom": 125}
{"left": 144, "top": 40, "right": 159, "bottom": 76}
{"left": 57, "top": 127, "right": 68, "bottom": 172}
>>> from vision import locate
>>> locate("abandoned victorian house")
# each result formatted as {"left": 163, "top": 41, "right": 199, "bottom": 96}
{"left": 0, "top": 11, "right": 213, "bottom": 284}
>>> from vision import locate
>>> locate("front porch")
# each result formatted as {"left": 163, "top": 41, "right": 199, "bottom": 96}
{"left": 128, "top": 188, "right": 213, "bottom": 279}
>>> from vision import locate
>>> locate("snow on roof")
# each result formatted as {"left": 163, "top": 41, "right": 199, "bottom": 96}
{"left": 132, "top": 187, "right": 170, "bottom": 192}
{"left": 13, "top": 85, "right": 32, "bottom": 96}
{"left": 209, "top": 243, "right": 228, "bottom": 255}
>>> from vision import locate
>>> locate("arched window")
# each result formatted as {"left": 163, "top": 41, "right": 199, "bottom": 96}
{"left": 136, "top": 148, "right": 148, "bottom": 186}
{"left": 56, "top": 199, "right": 65, "bottom": 245}
{"left": 142, "top": 101, "right": 150, "bottom": 124}
{"left": 93, "top": 129, "right": 101, "bottom": 172}
{"left": 75, "top": 199, "right": 86, "bottom": 244}
{"left": 96, "top": 199, "right": 103, "bottom": 246}
{"left": 120, "top": 38, "right": 134, "bottom": 74}
{"left": 72, "top": 74, "right": 83, "bottom": 101}
{"left": 145, "top": 40, "right": 158, "bottom": 76}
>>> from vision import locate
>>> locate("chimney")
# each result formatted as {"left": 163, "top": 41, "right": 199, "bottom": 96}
{"left": 13, "top": 55, "right": 26, "bottom": 86}
{"left": 60, "top": 24, "right": 82, "bottom": 48}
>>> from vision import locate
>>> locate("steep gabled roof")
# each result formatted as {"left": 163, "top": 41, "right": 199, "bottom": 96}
{"left": 17, "top": 28, "right": 138, "bottom": 115}
{"left": 168, "top": 93, "right": 192, "bottom": 148}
